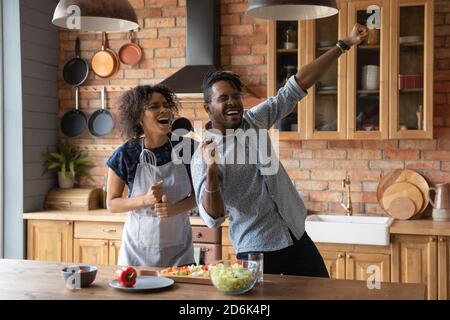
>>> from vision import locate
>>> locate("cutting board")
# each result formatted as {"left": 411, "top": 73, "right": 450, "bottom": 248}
{"left": 382, "top": 182, "right": 424, "bottom": 217}
{"left": 386, "top": 197, "right": 417, "bottom": 220}
{"left": 139, "top": 269, "right": 212, "bottom": 285}
{"left": 377, "top": 169, "right": 429, "bottom": 213}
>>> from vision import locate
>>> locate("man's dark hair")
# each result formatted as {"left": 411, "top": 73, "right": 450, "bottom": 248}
{"left": 118, "top": 85, "right": 179, "bottom": 140}
{"left": 202, "top": 70, "right": 243, "bottom": 104}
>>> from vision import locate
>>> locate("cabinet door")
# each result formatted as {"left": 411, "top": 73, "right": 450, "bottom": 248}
{"left": 389, "top": 0, "right": 433, "bottom": 139}
{"left": 109, "top": 241, "right": 122, "bottom": 266}
{"left": 27, "top": 220, "right": 73, "bottom": 263}
{"left": 347, "top": 0, "right": 389, "bottom": 139}
{"left": 73, "top": 239, "right": 109, "bottom": 265}
{"left": 438, "top": 237, "right": 449, "bottom": 300}
{"left": 345, "top": 252, "right": 390, "bottom": 282}
{"left": 268, "top": 20, "right": 306, "bottom": 140}
{"left": 304, "top": 0, "right": 347, "bottom": 140}
{"left": 391, "top": 235, "right": 437, "bottom": 300}
{"left": 319, "top": 250, "right": 346, "bottom": 279}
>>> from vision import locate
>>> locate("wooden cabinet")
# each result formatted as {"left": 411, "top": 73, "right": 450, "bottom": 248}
{"left": 73, "top": 222, "right": 123, "bottom": 266}
{"left": 391, "top": 234, "right": 437, "bottom": 300}
{"left": 221, "top": 226, "right": 236, "bottom": 261}
{"left": 267, "top": 0, "right": 434, "bottom": 140}
{"left": 317, "top": 244, "right": 390, "bottom": 282}
{"left": 27, "top": 220, "right": 73, "bottom": 263}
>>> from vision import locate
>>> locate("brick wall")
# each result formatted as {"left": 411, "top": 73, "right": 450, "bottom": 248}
{"left": 58, "top": 0, "right": 450, "bottom": 216}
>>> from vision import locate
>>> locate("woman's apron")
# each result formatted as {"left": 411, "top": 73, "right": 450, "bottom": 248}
{"left": 118, "top": 138, "right": 194, "bottom": 267}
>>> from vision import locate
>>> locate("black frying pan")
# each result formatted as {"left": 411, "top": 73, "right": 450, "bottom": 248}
{"left": 63, "top": 37, "right": 89, "bottom": 86}
{"left": 61, "top": 87, "right": 87, "bottom": 138}
{"left": 88, "top": 88, "right": 114, "bottom": 137}
{"left": 172, "top": 117, "right": 194, "bottom": 133}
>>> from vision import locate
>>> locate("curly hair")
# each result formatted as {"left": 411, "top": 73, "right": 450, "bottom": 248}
{"left": 118, "top": 85, "right": 180, "bottom": 140}
{"left": 202, "top": 70, "right": 243, "bottom": 104}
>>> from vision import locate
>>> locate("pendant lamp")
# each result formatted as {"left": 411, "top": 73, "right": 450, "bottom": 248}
{"left": 52, "top": 0, "right": 139, "bottom": 33}
{"left": 247, "top": 0, "right": 338, "bottom": 21}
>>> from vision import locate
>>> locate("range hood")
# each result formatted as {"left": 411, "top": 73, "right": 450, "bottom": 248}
{"left": 159, "top": 0, "right": 219, "bottom": 98}
{"left": 159, "top": 0, "right": 259, "bottom": 100}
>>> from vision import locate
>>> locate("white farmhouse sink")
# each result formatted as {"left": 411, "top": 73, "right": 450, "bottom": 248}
{"left": 305, "top": 215, "right": 394, "bottom": 246}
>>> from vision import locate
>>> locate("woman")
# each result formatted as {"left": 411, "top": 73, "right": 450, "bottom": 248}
{"left": 106, "top": 85, "right": 196, "bottom": 267}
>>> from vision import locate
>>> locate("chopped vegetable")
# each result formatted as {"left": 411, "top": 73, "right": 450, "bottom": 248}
{"left": 210, "top": 263, "right": 255, "bottom": 293}
{"left": 160, "top": 265, "right": 210, "bottom": 278}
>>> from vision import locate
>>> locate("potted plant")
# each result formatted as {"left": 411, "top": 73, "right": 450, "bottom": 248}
{"left": 43, "top": 140, "right": 95, "bottom": 189}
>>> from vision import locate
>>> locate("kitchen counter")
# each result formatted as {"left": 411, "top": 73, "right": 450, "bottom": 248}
{"left": 0, "top": 259, "right": 425, "bottom": 300}
{"left": 390, "top": 219, "right": 450, "bottom": 236}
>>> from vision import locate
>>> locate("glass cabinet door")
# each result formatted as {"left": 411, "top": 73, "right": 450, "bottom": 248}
{"left": 268, "top": 20, "right": 304, "bottom": 139}
{"left": 347, "top": 0, "right": 389, "bottom": 139}
{"left": 390, "top": 0, "right": 433, "bottom": 139}
{"left": 305, "top": 0, "right": 347, "bottom": 140}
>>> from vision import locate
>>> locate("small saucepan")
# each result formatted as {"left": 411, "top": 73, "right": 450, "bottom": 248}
{"left": 88, "top": 88, "right": 115, "bottom": 137}
{"left": 118, "top": 31, "right": 143, "bottom": 66}
{"left": 63, "top": 37, "right": 89, "bottom": 86}
{"left": 61, "top": 87, "right": 88, "bottom": 138}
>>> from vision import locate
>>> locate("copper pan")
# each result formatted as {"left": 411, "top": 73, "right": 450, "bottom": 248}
{"left": 118, "top": 31, "right": 143, "bottom": 66}
{"left": 91, "top": 32, "right": 119, "bottom": 78}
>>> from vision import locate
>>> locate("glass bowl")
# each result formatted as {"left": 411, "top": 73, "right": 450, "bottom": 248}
{"left": 209, "top": 260, "right": 259, "bottom": 295}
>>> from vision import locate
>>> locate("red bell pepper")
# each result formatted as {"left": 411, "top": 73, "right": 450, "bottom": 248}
{"left": 115, "top": 266, "right": 137, "bottom": 288}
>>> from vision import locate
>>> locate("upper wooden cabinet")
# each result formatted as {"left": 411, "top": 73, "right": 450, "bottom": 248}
{"left": 267, "top": 0, "right": 434, "bottom": 140}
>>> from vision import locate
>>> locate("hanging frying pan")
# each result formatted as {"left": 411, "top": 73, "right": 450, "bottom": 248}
{"left": 88, "top": 88, "right": 115, "bottom": 137}
{"left": 63, "top": 37, "right": 89, "bottom": 86}
{"left": 91, "top": 33, "right": 119, "bottom": 78}
{"left": 61, "top": 87, "right": 87, "bottom": 138}
{"left": 118, "top": 31, "right": 143, "bottom": 66}
{"left": 172, "top": 117, "right": 194, "bottom": 133}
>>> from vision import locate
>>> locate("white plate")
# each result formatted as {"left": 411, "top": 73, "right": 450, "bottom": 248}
{"left": 109, "top": 276, "right": 174, "bottom": 292}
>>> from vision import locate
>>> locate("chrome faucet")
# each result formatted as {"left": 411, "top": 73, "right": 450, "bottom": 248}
{"left": 340, "top": 173, "right": 353, "bottom": 216}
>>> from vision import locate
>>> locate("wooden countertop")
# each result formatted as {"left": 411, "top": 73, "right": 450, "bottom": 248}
{"left": 0, "top": 259, "right": 425, "bottom": 300}
{"left": 24, "top": 210, "right": 450, "bottom": 235}
{"left": 23, "top": 209, "right": 222, "bottom": 226}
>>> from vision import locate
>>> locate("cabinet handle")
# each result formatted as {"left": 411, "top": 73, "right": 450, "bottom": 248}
{"left": 102, "top": 228, "right": 117, "bottom": 233}
{"left": 66, "top": 222, "right": 72, "bottom": 226}
{"left": 439, "top": 238, "right": 446, "bottom": 243}
{"left": 337, "top": 254, "right": 343, "bottom": 259}
{"left": 347, "top": 255, "right": 352, "bottom": 259}
{"left": 110, "top": 242, "right": 115, "bottom": 247}
{"left": 196, "top": 232, "right": 203, "bottom": 239}
{"left": 103, "top": 242, "right": 108, "bottom": 246}
{"left": 431, "top": 237, "right": 437, "bottom": 242}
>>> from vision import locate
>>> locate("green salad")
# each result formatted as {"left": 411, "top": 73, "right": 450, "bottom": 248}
{"left": 210, "top": 263, "right": 255, "bottom": 292}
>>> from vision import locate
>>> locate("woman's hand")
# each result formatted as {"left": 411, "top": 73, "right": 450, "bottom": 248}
{"left": 155, "top": 195, "right": 176, "bottom": 219}
{"left": 343, "top": 23, "right": 369, "bottom": 47}
{"left": 143, "top": 180, "right": 164, "bottom": 207}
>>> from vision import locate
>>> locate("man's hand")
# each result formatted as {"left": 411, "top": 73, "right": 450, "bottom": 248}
{"left": 144, "top": 180, "right": 164, "bottom": 206}
{"left": 344, "top": 23, "right": 369, "bottom": 47}
{"left": 201, "top": 139, "right": 220, "bottom": 168}
{"left": 155, "top": 195, "right": 176, "bottom": 219}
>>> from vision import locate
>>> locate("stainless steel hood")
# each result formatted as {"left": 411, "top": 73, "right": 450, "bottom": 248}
{"left": 159, "top": 0, "right": 219, "bottom": 98}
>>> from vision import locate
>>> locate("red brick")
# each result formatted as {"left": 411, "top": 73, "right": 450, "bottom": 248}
{"left": 300, "top": 160, "right": 334, "bottom": 169}
{"left": 311, "top": 170, "right": 347, "bottom": 181}
{"left": 348, "top": 150, "right": 382, "bottom": 159}
{"left": 138, "top": 29, "right": 158, "bottom": 39}
{"left": 296, "top": 181, "right": 328, "bottom": 191}
{"left": 365, "top": 203, "right": 385, "bottom": 215}
{"left": 221, "top": 14, "right": 241, "bottom": 25}
{"left": 438, "top": 139, "right": 450, "bottom": 150}
{"left": 231, "top": 55, "right": 264, "bottom": 65}
{"left": 155, "top": 47, "right": 185, "bottom": 58}
{"left": 287, "top": 170, "right": 310, "bottom": 180}
{"left": 305, "top": 202, "right": 329, "bottom": 213}
{"left": 335, "top": 159, "right": 369, "bottom": 169}
{"left": 221, "top": 46, "right": 251, "bottom": 56}
{"left": 384, "top": 149, "right": 420, "bottom": 160}
{"left": 171, "top": 37, "right": 186, "bottom": 48}
{"left": 309, "top": 192, "right": 342, "bottom": 202}
{"left": 330, "top": 202, "right": 365, "bottom": 215}
{"left": 292, "top": 149, "right": 313, "bottom": 159}
{"left": 435, "top": 127, "right": 450, "bottom": 138}
{"left": 329, "top": 141, "right": 362, "bottom": 149}
{"left": 124, "top": 69, "right": 154, "bottom": 79}
{"left": 406, "top": 161, "right": 441, "bottom": 170}
{"left": 442, "top": 162, "right": 450, "bottom": 171}
{"left": 141, "top": 58, "right": 170, "bottom": 69}
{"left": 349, "top": 170, "right": 382, "bottom": 182}
{"left": 235, "top": 34, "right": 267, "bottom": 45}
{"left": 158, "top": 28, "right": 185, "bottom": 37}
{"left": 362, "top": 140, "right": 399, "bottom": 149}
{"left": 278, "top": 150, "right": 292, "bottom": 158}
{"left": 155, "top": 68, "right": 179, "bottom": 78}
{"left": 162, "top": 6, "right": 185, "bottom": 17}
{"left": 329, "top": 181, "right": 362, "bottom": 192}
{"left": 226, "top": 3, "right": 248, "bottom": 14}
{"left": 369, "top": 160, "right": 405, "bottom": 170}
{"left": 140, "top": 38, "right": 170, "bottom": 49}
{"left": 222, "top": 25, "right": 254, "bottom": 36}
{"left": 301, "top": 141, "right": 327, "bottom": 149}
{"left": 313, "top": 149, "right": 346, "bottom": 159}
{"left": 281, "top": 159, "right": 300, "bottom": 168}
{"left": 425, "top": 171, "right": 450, "bottom": 183}
{"left": 171, "top": 57, "right": 186, "bottom": 68}
{"left": 146, "top": 17, "right": 176, "bottom": 28}
{"left": 146, "top": 0, "right": 177, "bottom": 7}
{"left": 362, "top": 182, "right": 378, "bottom": 192}
{"left": 252, "top": 45, "right": 267, "bottom": 55}
{"left": 423, "top": 150, "right": 450, "bottom": 160}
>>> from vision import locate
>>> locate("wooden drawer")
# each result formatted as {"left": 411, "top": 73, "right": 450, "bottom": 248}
{"left": 192, "top": 226, "right": 221, "bottom": 244}
{"left": 193, "top": 243, "right": 221, "bottom": 265}
{"left": 74, "top": 222, "right": 123, "bottom": 240}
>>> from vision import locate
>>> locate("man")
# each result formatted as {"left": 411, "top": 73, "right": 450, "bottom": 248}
{"left": 191, "top": 24, "right": 369, "bottom": 277}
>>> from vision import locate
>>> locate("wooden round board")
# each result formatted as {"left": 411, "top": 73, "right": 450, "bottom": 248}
{"left": 382, "top": 182, "right": 424, "bottom": 216}
{"left": 386, "top": 197, "right": 417, "bottom": 220}
{"left": 377, "top": 169, "right": 429, "bottom": 213}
